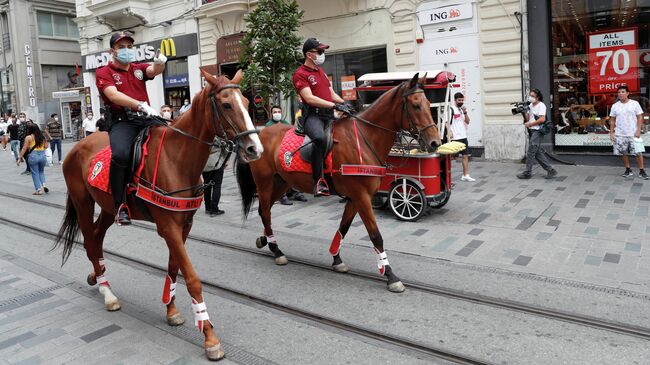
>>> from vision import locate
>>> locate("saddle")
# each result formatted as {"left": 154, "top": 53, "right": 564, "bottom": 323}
{"left": 278, "top": 125, "right": 335, "bottom": 175}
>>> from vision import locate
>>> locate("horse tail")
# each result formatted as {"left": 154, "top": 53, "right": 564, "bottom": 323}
{"left": 235, "top": 162, "right": 257, "bottom": 219}
{"left": 53, "top": 195, "right": 80, "bottom": 266}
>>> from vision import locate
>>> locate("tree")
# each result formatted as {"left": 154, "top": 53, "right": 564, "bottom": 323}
{"left": 240, "top": 0, "right": 304, "bottom": 105}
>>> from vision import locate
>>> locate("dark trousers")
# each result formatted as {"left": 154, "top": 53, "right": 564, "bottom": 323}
{"left": 202, "top": 166, "right": 225, "bottom": 212}
{"left": 525, "top": 130, "right": 553, "bottom": 173}
{"left": 304, "top": 114, "right": 327, "bottom": 183}
{"left": 50, "top": 139, "right": 62, "bottom": 162}
{"left": 109, "top": 118, "right": 156, "bottom": 208}
{"left": 20, "top": 140, "right": 31, "bottom": 172}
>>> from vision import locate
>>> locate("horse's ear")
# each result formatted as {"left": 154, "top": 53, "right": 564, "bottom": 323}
{"left": 408, "top": 73, "right": 419, "bottom": 89}
{"left": 418, "top": 72, "right": 428, "bottom": 85}
{"left": 232, "top": 69, "right": 243, "bottom": 84}
{"left": 200, "top": 68, "right": 218, "bottom": 86}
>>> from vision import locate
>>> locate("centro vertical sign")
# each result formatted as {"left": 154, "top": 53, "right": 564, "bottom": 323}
{"left": 24, "top": 45, "right": 36, "bottom": 107}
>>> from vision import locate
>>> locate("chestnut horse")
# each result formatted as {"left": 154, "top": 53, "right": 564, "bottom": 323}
{"left": 53, "top": 69, "right": 262, "bottom": 360}
{"left": 236, "top": 73, "right": 440, "bottom": 292}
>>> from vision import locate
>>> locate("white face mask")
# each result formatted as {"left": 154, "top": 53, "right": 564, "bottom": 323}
{"left": 162, "top": 111, "right": 172, "bottom": 119}
{"left": 54, "top": 117, "right": 59, "bottom": 122}
{"left": 272, "top": 113, "right": 282, "bottom": 121}
{"left": 184, "top": 101, "right": 189, "bottom": 106}
{"left": 527, "top": 96, "right": 536, "bottom": 103}
{"left": 313, "top": 53, "right": 325, "bottom": 65}
{"left": 19, "top": 117, "right": 25, "bottom": 122}
{"left": 87, "top": 116, "right": 93, "bottom": 120}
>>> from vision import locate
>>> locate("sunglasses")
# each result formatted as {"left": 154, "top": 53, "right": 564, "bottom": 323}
{"left": 309, "top": 49, "right": 325, "bottom": 55}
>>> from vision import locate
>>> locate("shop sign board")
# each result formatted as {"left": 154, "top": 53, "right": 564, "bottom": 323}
{"left": 419, "top": 34, "right": 479, "bottom": 65}
{"left": 83, "top": 33, "right": 199, "bottom": 71}
{"left": 418, "top": 3, "right": 472, "bottom": 26}
{"left": 216, "top": 33, "right": 245, "bottom": 65}
{"left": 52, "top": 90, "right": 79, "bottom": 98}
{"left": 341, "top": 75, "right": 357, "bottom": 101}
{"left": 164, "top": 74, "right": 189, "bottom": 88}
{"left": 588, "top": 27, "right": 639, "bottom": 94}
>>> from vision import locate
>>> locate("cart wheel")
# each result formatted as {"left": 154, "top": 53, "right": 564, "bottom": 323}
{"left": 431, "top": 191, "right": 451, "bottom": 209}
{"left": 371, "top": 195, "right": 388, "bottom": 210}
{"left": 389, "top": 179, "right": 426, "bottom": 222}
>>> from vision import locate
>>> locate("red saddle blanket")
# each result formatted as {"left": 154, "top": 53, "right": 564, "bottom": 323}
{"left": 278, "top": 129, "right": 334, "bottom": 174}
{"left": 88, "top": 146, "right": 117, "bottom": 193}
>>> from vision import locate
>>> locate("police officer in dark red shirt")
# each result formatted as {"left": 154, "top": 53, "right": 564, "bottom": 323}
{"left": 293, "top": 38, "right": 352, "bottom": 196}
{"left": 95, "top": 31, "right": 167, "bottom": 225}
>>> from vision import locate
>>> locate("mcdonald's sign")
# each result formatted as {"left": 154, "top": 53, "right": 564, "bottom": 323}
{"left": 160, "top": 38, "right": 177, "bottom": 57}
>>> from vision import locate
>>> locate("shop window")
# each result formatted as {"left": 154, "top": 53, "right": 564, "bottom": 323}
{"left": 551, "top": 0, "right": 650, "bottom": 150}
{"left": 320, "top": 47, "right": 387, "bottom": 107}
{"left": 37, "top": 12, "right": 78, "bottom": 39}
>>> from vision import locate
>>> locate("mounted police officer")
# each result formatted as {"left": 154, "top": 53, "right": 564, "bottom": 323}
{"left": 292, "top": 38, "right": 353, "bottom": 196}
{"left": 95, "top": 31, "right": 167, "bottom": 225}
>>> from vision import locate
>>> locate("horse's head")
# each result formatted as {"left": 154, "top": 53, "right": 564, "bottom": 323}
{"left": 400, "top": 73, "right": 442, "bottom": 151}
{"left": 200, "top": 69, "right": 264, "bottom": 163}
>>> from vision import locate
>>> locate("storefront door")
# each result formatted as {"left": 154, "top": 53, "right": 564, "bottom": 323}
{"left": 61, "top": 101, "right": 81, "bottom": 140}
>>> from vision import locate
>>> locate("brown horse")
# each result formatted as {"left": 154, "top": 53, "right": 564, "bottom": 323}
{"left": 53, "top": 69, "right": 262, "bottom": 360}
{"left": 236, "top": 73, "right": 440, "bottom": 292}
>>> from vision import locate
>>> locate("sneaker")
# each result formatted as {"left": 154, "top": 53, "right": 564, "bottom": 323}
{"left": 622, "top": 169, "right": 634, "bottom": 178}
{"left": 460, "top": 175, "right": 476, "bottom": 182}
{"left": 545, "top": 169, "right": 558, "bottom": 179}
{"left": 58, "top": 160, "right": 63, "bottom": 165}
{"left": 292, "top": 193, "right": 308, "bottom": 202}
{"left": 20, "top": 171, "right": 30, "bottom": 175}
{"left": 209, "top": 209, "right": 225, "bottom": 216}
{"left": 517, "top": 172, "right": 532, "bottom": 179}
{"left": 279, "top": 195, "right": 293, "bottom": 205}
{"left": 640, "top": 170, "right": 649, "bottom": 180}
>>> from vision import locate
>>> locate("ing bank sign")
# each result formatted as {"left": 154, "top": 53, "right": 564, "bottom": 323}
{"left": 418, "top": 3, "right": 472, "bottom": 26}
{"left": 83, "top": 33, "right": 198, "bottom": 71}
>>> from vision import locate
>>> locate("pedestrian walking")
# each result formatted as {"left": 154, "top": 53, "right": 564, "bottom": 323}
{"left": 609, "top": 85, "right": 647, "bottom": 180}
{"left": 517, "top": 89, "right": 557, "bottom": 179}
{"left": 44, "top": 113, "right": 63, "bottom": 164}
{"left": 17, "top": 124, "right": 49, "bottom": 195}
{"left": 446, "top": 92, "right": 475, "bottom": 182}
{"left": 0, "top": 117, "right": 7, "bottom": 150}
{"left": 17, "top": 113, "right": 32, "bottom": 175}
{"left": 96, "top": 108, "right": 109, "bottom": 132}
{"left": 202, "top": 146, "right": 225, "bottom": 216}
{"left": 81, "top": 111, "right": 97, "bottom": 137}
{"left": 7, "top": 116, "right": 20, "bottom": 161}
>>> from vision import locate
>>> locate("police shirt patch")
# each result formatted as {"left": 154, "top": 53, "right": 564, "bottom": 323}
{"left": 112, "top": 74, "right": 122, "bottom": 85}
{"left": 134, "top": 69, "right": 144, "bottom": 80}
{"left": 308, "top": 75, "right": 317, "bottom": 85}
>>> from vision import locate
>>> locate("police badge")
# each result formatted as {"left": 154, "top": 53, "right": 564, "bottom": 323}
{"left": 90, "top": 161, "right": 103, "bottom": 180}
{"left": 283, "top": 152, "right": 293, "bottom": 167}
{"left": 134, "top": 69, "right": 144, "bottom": 80}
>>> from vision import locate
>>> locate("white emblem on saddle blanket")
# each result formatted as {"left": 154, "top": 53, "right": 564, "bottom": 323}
{"left": 283, "top": 152, "right": 293, "bottom": 167}
{"left": 90, "top": 161, "right": 103, "bottom": 180}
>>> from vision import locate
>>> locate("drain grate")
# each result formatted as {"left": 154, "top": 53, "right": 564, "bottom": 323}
{"left": 0, "top": 284, "right": 66, "bottom": 312}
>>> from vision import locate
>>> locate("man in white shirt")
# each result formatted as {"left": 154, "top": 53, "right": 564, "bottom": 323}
{"left": 517, "top": 89, "right": 557, "bottom": 179}
{"left": 81, "top": 111, "right": 97, "bottom": 137}
{"left": 609, "top": 85, "right": 647, "bottom": 180}
{"left": 179, "top": 98, "right": 191, "bottom": 115}
{"left": 446, "top": 92, "right": 475, "bottom": 182}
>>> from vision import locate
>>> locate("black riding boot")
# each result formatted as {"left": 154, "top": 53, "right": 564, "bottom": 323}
{"left": 109, "top": 160, "right": 131, "bottom": 226}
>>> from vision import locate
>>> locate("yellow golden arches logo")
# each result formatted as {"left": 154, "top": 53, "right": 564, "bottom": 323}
{"left": 160, "top": 38, "right": 176, "bottom": 57}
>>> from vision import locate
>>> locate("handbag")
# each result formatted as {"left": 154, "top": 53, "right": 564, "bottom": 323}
{"left": 45, "top": 147, "right": 53, "bottom": 165}
{"left": 634, "top": 138, "right": 645, "bottom": 154}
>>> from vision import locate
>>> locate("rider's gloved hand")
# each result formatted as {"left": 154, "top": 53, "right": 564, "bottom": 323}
{"left": 333, "top": 103, "right": 355, "bottom": 115}
{"left": 153, "top": 49, "right": 167, "bottom": 65}
{"left": 137, "top": 102, "right": 159, "bottom": 117}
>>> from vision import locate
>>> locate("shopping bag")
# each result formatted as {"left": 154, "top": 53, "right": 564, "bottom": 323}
{"left": 45, "top": 147, "right": 53, "bottom": 165}
{"left": 634, "top": 138, "right": 645, "bottom": 154}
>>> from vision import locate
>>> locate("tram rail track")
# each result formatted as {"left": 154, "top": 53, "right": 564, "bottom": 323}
{"left": 2, "top": 213, "right": 489, "bottom": 365}
{"left": 2, "top": 191, "right": 650, "bottom": 343}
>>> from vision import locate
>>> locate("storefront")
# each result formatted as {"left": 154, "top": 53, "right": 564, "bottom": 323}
{"left": 532, "top": 0, "right": 649, "bottom": 152}
{"left": 52, "top": 88, "right": 91, "bottom": 139}
{"left": 81, "top": 33, "right": 201, "bottom": 119}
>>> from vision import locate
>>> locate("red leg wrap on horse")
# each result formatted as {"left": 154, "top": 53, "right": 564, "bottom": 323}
{"left": 329, "top": 230, "right": 342, "bottom": 256}
{"left": 162, "top": 275, "right": 176, "bottom": 305}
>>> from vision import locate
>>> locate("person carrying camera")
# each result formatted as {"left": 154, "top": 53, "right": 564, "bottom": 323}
{"left": 517, "top": 89, "right": 557, "bottom": 179}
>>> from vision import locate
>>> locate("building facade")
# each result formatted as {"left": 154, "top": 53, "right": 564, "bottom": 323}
{"left": 75, "top": 0, "right": 203, "bottom": 128}
{"left": 0, "top": 0, "right": 81, "bottom": 127}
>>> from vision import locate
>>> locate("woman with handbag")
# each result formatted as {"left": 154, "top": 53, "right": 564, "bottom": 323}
{"left": 17, "top": 124, "right": 49, "bottom": 195}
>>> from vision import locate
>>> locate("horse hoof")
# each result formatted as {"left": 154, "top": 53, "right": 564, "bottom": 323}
{"left": 106, "top": 300, "right": 121, "bottom": 311}
{"left": 274, "top": 256, "right": 288, "bottom": 265}
{"left": 387, "top": 281, "right": 405, "bottom": 293}
{"left": 205, "top": 342, "right": 225, "bottom": 361}
{"left": 87, "top": 273, "right": 97, "bottom": 286}
{"left": 332, "top": 263, "right": 349, "bottom": 273}
{"left": 256, "top": 236, "right": 267, "bottom": 249}
{"left": 167, "top": 313, "right": 185, "bottom": 326}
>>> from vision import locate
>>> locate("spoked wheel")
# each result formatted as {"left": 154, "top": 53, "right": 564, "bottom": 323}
{"left": 388, "top": 179, "right": 426, "bottom": 222}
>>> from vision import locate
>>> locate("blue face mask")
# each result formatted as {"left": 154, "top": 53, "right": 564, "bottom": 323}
{"left": 115, "top": 48, "right": 136, "bottom": 64}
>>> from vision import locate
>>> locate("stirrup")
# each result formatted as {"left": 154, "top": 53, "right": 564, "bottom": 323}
{"left": 314, "top": 178, "right": 330, "bottom": 197}
{"left": 116, "top": 204, "right": 132, "bottom": 226}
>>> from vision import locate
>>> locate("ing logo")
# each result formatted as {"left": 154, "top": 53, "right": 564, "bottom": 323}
{"left": 449, "top": 9, "right": 461, "bottom": 18}
{"left": 160, "top": 38, "right": 176, "bottom": 57}
{"left": 449, "top": 47, "right": 458, "bottom": 54}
